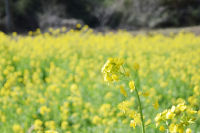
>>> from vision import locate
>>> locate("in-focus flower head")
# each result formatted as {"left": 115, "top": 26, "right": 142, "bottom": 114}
{"left": 101, "top": 58, "right": 124, "bottom": 82}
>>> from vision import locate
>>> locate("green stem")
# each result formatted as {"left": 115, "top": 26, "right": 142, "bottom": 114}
{"left": 135, "top": 70, "right": 145, "bottom": 133}
{"left": 122, "top": 65, "right": 145, "bottom": 133}
{"left": 135, "top": 86, "right": 145, "bottom": 133}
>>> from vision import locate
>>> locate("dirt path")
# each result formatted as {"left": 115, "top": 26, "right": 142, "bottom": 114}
{"left": 130, "top": 25, "right": 200, "bottom": 35}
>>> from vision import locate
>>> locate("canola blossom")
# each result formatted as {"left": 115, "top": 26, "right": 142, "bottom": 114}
{"left": 0, "top": 28, "right": 199, "bottom": 132}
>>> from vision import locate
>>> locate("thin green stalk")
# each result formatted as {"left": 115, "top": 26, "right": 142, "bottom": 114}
{"left": 135, "top": 70, "right": 145, "bottom": 133}
{"left": 135, "top": 86, "right": 145, "bottom": 133}
{"left": 122, "top": 65, "right": 145, "bottom": 133}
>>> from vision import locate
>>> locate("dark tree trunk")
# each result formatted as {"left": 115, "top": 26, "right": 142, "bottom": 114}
{"left": 4, "top": 0, "right": 13, "bottom": 32}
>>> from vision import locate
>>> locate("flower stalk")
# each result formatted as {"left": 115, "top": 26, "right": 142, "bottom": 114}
{"left": 101, "top": 58, "right": 145, "bottom": 133}
{"left": 123, "top": 64, "right": 145, "bottom": 133}
{"left": 134, "top": 85, "right": 145, "bottom": 133}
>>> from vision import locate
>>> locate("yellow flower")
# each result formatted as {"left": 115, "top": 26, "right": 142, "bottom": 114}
{"left": 129, "top": 80, "right": 135, "bottom": 92}
{"left": 101, "top": 58, "right": 124, "bottom": 82}
{"left": 76, "top": 24, "right": 81, "bottom": 28}
{"left": 133, "top": 62, "right": 140, "bottom": 70}
{"left": 1, "top": 115, "right": 6, "bottom": 123}
{"left": 176, "top": 102, "right": 187, "bottom": 112}
{"left": 125, "top": 71, "right": 130, "bottom": 77}
{"left": 120, "top": 85, "right": 127, "bottom": 97}
{"left": 92, "top": 116, "right": 101, "bottom": 125}
{"left": 130, "top": 120, "right": 136, "bottom": 128}
{"left": 166, "top": 111, "right": 175, "bottom": 119}
{"left": 104, "top": 92, "right": 113, "bottom": 99}
{"left": 104, "top": 128, "right": 110, "bottom": 133}
{"left": 178, "top": 127, "right": 184, "bottom": 133}
{"left": 145, "top": 119, "right": 151, "bottom": 126}
{"left": 45, "top": 130, "right": 58, "bottom": 133}
{"left": 155, "top": 113, "right": 162, "bottom": 122}
{"left": 169, "top": 124, "right": 178, "bottom": 133}
{"left": 187, "top": 108, "right": 197, "bottom": 115}
{"left": 45, "top": 121, "right": 56, "bottom": 130}
{"left": 39, "top": 106, "right": 50, "bottom": 115}
{"left": 104, "top": 73, "right": 113, "bottom": 82}
{"left": 118, "top": 100, "right": 132, "bottom": 113}
{"left": 12, "top": 124, "right": 23, "bottom": 133}
{"left": 153, "top": 100, "right": 159, "bottom": 110}
{"left": 17, "top": 108, "right": 22, "bottom": 114}
{"left": 34, "top": 119, "right": 43, "bottom": 130}
{"left": 112, "top": 74, "right": 119, "bottom": 81}
{"left": 193, "top": 86, "right": 199, "bottom": 95}
{"left": 188, "top": 96, "right": 198, "bottom": 106}
{"left": 186, "top": 128, "right": 192, "bottom": 133}
{"left": 61, "top": 121, "right": 68, "bottom": 130}
{"left": 159, "top": 125, "right": 165, "bottom": 132}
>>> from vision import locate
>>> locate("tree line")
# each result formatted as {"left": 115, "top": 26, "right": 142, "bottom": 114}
{"left": 1, "top": 0, "right": 200, "bottom": 32}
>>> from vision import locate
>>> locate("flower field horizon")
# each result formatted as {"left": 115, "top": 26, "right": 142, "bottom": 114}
{"left": 0, "top": 27, "right": 199, "bottom": 133}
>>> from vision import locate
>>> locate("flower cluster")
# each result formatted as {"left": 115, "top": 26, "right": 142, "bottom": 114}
{"left": 102, "top": 58, "right": 146, "bottom": 132}
{"left": 188, "top": 86, "right": 200, "bottom": 107}
{"left": 101, "top": 58, "right": 124, "bottom": 82}
{"left": 155, "top": 102, "right": 198, "bottom": 132}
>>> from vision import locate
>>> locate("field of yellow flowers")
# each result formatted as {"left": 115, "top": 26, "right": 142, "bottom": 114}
{"left": 0, "top": 27, "right": 199, "bottom": 133}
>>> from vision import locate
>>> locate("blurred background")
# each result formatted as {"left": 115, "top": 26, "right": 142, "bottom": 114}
{"left": 1, "top": 0, "right": 200, "bottom": 33}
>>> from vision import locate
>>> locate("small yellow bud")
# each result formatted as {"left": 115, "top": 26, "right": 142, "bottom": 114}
{"left": 120, "top": 85, "right": 127, "bottom": 97}
{"left": 129, "top": 80, "right": 135, "bottom": 92}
